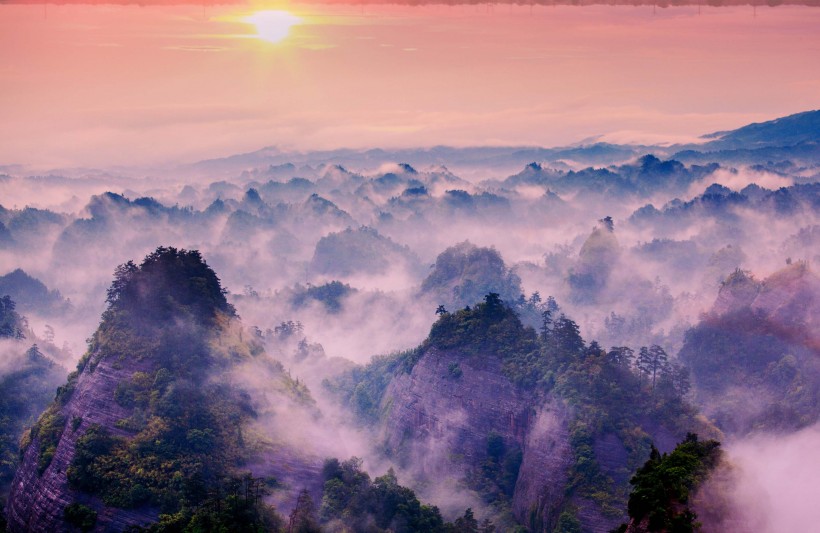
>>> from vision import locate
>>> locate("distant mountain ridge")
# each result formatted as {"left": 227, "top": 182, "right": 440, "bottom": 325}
{"left": 184, "top": 109, "right": 819, "bottom": 177}
{"left": 698, "top": 109, "right": 820, "bottom": 150}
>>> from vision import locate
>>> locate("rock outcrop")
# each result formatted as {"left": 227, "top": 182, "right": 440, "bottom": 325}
{"left": 6, "top": 349, "right": 163, "bottom": 531}
{"left": 383, "top": 348, "right": 538, "bottom": 473}
{"left": 4, "top": 247, "right": 321, "bottom": 532}
{"left": 681, "top": 261, "right": 820, "bottom": 434}
{"left": 379, "top": 342, "right": 691, "bottom": 532}
{"left": 381, "top": 347, "right": 630, "bottom": 532}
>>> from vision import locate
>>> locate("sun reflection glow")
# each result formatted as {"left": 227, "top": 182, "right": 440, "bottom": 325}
{"left": 244, "top": 10, "right": 301, "bottom": 44}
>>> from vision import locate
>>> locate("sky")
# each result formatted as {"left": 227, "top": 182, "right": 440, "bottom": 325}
{"left": 1, "top": 1, "right": 819, "bottom": 168}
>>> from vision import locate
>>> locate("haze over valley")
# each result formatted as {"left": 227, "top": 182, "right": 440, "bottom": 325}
{"left": 1, "top": 2, "right": 819, "bottom": 532}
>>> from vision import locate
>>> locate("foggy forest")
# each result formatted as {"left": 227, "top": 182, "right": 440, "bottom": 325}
{"left": 0, "top": 1, "right": 818, "bottom": 532}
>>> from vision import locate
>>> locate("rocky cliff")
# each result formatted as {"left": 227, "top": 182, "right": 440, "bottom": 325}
{"left": 4, "top": 247, "right": 321, "bottom": 532}
{"left": 383, "top": 348, "right": 535, "bottom": 477}
{"left": 681, "top": 262, "right": 820, "bottom": 434}
{"left": 6, "top": 355, "right": 159, "bottom": 531}
{"left": 372, "top": 296, "right": 701, "bottom": 533}
{"left": 379, "top": 346, "right": 643, "bottom": 532}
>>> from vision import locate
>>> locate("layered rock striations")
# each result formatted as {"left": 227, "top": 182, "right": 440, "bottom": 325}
{"left": 6, "top": 355, "right": 159, "bottom": 531}
{"left": 369, "top": 295, "right": 703, "bottom": 532}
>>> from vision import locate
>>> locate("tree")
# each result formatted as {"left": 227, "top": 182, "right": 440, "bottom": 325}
{"left": 604, "top": 312, "right": 626, "bottom": 340}
{"left": 620, "top": 435, "right": 722, "bottom": 533}
{"left": 637, "top": 345, "right": 669, "bottom": 391}
{"left": 0, "top": 295, "right": 25, "bottom": 339}
{"left": 288, "top": 489, "right": 320, "bottom": 533}
{"left": 662, "top": 362, "right": 691, "bottom": 397}
{"left": 483, "top": 293, "right": 503, "bottom": 317}
{"left": 584, "top": 340, "right": 605, "bottom": 359}
{"left": 105, "top": 260, "right": 137, "bottom": 305}
{"left": 607, "top": 346, "right": 634, "bottom": 367}
{"left": 436, "top": 305, "right": 448, "bottom": 316}
{"left": 540, "top": 309, "right": 553, "bottom": 342}
{"left": 43, "top": 324, "right": 55, "bottom": 344}
{"left": 551, "top": 315, "right": 584, "bottom": 357}
{"left": 451, "top": 508, "right": 479, "bottom": 533}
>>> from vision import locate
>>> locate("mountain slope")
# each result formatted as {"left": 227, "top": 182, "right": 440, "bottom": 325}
{"left": 331, "top": 295, "right": 714, "bottom": 532}
{"left": 4, "top": 247, "right": 309, "bottom": 532}
{"left": 701, "top": 109, "right": 820, "bottom": 150}
{"left": 680, "top": 263, "right": 820, "bottom": 435}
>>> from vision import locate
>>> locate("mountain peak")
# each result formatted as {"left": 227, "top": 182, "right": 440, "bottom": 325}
{"left": 105, "top": 246, "right": 235, "bottom": 326}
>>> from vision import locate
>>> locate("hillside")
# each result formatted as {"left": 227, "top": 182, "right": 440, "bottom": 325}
{"left": 4, "top": 248, "right": 310, "bottom": 532}
{"left": 329, "top": 294, "right": 715, "bottom": 532}
{"left": 0, "top": 345, "right": 66, "bottom": 504}
{"left": 680, "top": 263, "right": 820, "bottom": 435}
{"left": 701, "top": 110, "right": 820, "bottom": 150}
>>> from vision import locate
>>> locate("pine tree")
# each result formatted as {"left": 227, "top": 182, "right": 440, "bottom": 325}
{"left": 288, "top": 489, "right": 320, "bottom": 533}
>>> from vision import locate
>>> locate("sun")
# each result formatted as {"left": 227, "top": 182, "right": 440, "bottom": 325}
{"left": 244, "top": 10, "right": 301, "bottom": 44}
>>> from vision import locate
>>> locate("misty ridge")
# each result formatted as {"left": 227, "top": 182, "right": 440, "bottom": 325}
{"left": 0, "top": 110, "right": 817, "bottom": 532}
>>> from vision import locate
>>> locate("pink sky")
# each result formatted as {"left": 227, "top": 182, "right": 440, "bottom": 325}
{"left": 1, "top": 2, "right": 818, "bottom": 168}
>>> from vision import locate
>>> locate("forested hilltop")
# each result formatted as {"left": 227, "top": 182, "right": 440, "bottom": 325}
{"left": 328, "top": 293, "right": 717, "bottom": 531}
{"left": 2, "top": 249, "right": 522, "bottom": 532}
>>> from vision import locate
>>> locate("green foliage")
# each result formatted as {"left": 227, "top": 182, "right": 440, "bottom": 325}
{"left": 553, "top": 510, "right": 581, "bottom": 533}
{"left": 427, "top": 294, "right": 540, "bottom": 363}
{"left": 311, "top": 226, "right": 419, "bottom": 277}
{"left": 0, "top": 295, "right": 25, "bottom": 339}
{"left": 680, "top": 305, "right": 819, "bottom": 432}
{"left": 324, "top": 348, "right": 423, "bottom": 424}
{"left": 132, "top": 474, "right": 284, "bottom": 533}
{"left": 447, "top": 362, "right": 463, "bottom": 379}
{"left": 0, "top": 269, "right": 69, "bottom": 316}
{"left": 320, "top": 457, "right": 449, "bottom": 532}
{"left": 289, "top": 488, "right": 321, "bottom": 533}
{"left": 290, "top": 281, "right": 354, "bottom": 313}
{"left": 616, "top": 434, "right": 722, "bottom": 532}
{"left": 466, "top": 433, "right": 523, "bottom": 510}
{"left": 63, "top": 503, "right": 97, "bottom": 532}
{"left": 27, "top": 404, "right": 66, "bottom": 474}
{"left": 66, "top": 374, "right": 256, "bottom": 511}
{"left": 0, "top": 344, "right": 64, "bottom": 488}
{"left": 567, "top": 222, "right": 620, "bottom": 304}
{"left": 329, "top": 292, "right": 702, "bottom": 531}
{"left": 20, "top": 247, "right": 287, "bottom": 530}
{"left": 105, "top": 246, "right": 235, "bottom": 326}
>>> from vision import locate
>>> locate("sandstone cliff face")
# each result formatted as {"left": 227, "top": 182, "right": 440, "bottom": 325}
{"left": 246, "top": 443, "right": 324, "bottom": 517}
{"left": 711, "top": 262, "right": 820, "bottom": 344}
{"left": 5, "top": 348, "right": 326, "bottom": 532}
{"left": 5, "top": 354, "right": 160, "bottom": 532}
{"left": 380, "top": 348, "right": 579, "bottom": 530}
{"left": 684, "top": 262, "right": 820, "bottom": 433}
{"left": 382, "top": 348, "right": 534, "bottom": 479}
{"left": 510, "top": 405, "right": 572, "bottom": 530}
{"left": 378, "top": 347, "right": 685, "bottom": 532}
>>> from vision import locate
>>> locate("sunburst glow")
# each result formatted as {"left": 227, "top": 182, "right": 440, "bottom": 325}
{"left": 244, "top": 10, "right": 301, "bottom": 44}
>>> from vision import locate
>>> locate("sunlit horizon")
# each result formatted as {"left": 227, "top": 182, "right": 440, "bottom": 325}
{"left": 0, "top": 2, "right": 818, "bottom": 168}
{"left": 242, "top": 10, "right": 301, "bottom": 44}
